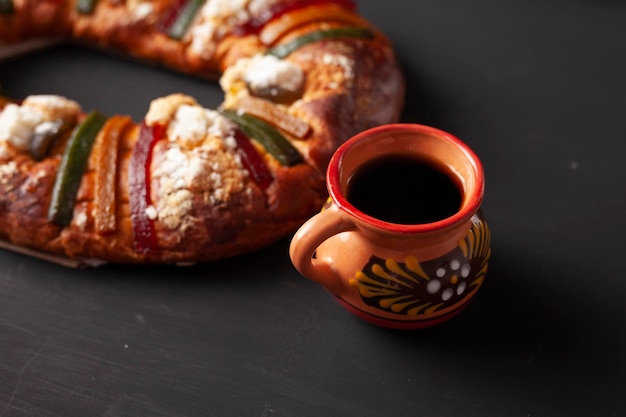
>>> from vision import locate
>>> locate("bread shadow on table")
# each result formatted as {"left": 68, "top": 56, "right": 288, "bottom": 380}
{"left": 82, "top": 235, "right": 298, "bottom": 285}
{"left": 1, "top": 43, "right": 224, "bottom": 121}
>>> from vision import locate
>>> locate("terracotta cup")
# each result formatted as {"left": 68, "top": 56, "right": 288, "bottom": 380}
{"left": 289, "top": 124, "right": 491, "bottom": 329}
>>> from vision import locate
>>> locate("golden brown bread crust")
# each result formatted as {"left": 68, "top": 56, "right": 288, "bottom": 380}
{"left": 0, "top": 0, "right": 405, "bottom": 265}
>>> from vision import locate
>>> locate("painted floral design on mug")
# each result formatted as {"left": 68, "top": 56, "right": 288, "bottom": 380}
{"left": 350, "top": 213, "right": 490, "bottom": 317}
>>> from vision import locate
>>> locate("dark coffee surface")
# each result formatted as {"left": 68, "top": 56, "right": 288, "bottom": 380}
{"left": 347, "top": 155, "right": 461, "bottom": 224}
{"left": 1, "top": 1, "right": 625, "bottom": 416}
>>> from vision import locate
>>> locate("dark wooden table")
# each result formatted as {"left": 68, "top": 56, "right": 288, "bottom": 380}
{"left": 1, "top": 1, "right": 625, "bottom": 416}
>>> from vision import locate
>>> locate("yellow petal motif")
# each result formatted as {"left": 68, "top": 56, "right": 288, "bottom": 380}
{"left": 372, "top": 263, "right": 415, "bottom": 288}
{"left": 405, "top": 255, "right": 430, "bottom": 280}
{"left": 385, "top": 258, "right": 421, "bottom": 283}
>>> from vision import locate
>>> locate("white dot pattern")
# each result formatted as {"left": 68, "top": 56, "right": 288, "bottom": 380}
{"left": 450, "top": 259, "right": 460, "bottom": 270}
{"left": 427, "top": 279, "right": 441, "bottom": 294}
{"left": 457, "top": 281, "right": 467, "bottom": 295}
{"left": 461, "top": 264, "right": 471, "bottom": 278}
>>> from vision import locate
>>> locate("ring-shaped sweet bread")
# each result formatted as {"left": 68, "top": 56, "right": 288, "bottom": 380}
{"left": 0, "top": 0, "right": 404, "bottom": 266}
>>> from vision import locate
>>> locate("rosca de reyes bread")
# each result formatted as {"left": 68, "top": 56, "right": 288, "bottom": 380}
{"left": 0, "top": 0, "right": 404, "bottom": 266}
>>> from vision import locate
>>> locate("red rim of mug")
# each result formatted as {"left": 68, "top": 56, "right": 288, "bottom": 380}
{"left": 327, "top": 124, "right": 485, "bottom": 234}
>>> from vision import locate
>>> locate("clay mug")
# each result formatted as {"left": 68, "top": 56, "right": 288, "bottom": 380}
{"left": 289, "top": 124, "right": 491, "bottom": 329}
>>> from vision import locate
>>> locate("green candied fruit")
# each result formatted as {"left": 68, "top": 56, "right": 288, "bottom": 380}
{"left": 48, "top": 111, "right": 107, "bottom": 226}
{"left": 76, "top": 0, "right": 98, "bottom": 15}
{"left": 0, "top": 0, "right": 15, "bottom": 14}
{"left": 267, "top": 27, "right": 375, "bottom": 59}
{"left": 220, "top": 109, "right": 303, "bottom": 167}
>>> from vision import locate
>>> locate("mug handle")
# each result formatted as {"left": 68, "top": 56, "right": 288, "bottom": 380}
{"left": 289, "top": 204, "right": 357, "bottom": 295}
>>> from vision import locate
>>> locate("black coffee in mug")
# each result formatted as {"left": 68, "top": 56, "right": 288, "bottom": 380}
{"left": 346, "top": 154, "right": 462, "bottom": 224}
